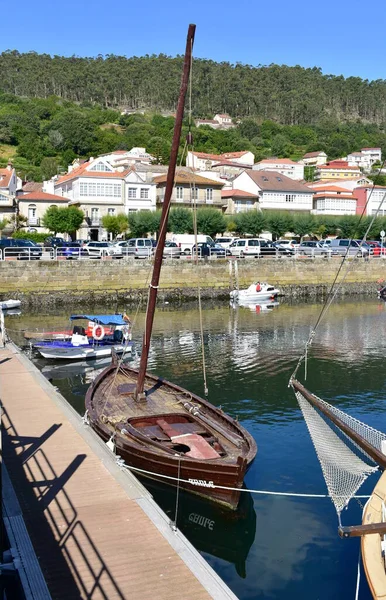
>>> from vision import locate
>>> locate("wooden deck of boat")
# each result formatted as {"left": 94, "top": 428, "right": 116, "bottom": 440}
{"left": 0, "top": 344, "right": 237, "bottom": 600}
{"left": 362, "top": 470, "right": 386, "bottom": 599}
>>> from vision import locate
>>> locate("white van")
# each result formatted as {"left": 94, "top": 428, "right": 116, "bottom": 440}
{"left": 216, "top": 236, "right": 237, "bottom": 249}
{"left": 171, "top": 234, "right": 215, "bottom": 254}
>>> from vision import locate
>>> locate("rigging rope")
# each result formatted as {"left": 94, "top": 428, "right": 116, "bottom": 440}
{"left": 187, "top": 39, "right": 208, "bottom": 396}
{"left": 290, "top": 161, "right": 386, "bottom": 383}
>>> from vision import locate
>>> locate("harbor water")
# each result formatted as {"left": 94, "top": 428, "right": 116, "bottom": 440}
{"left": 6, "top": 296, "right": 386, "bottom": 600}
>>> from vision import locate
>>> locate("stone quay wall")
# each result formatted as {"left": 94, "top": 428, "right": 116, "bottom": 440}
{"left": 0, "top": 258, "right": 385, "bottom": 307}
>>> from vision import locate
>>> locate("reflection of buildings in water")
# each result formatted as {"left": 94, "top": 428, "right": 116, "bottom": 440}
{"left": 142, "top": 478, "right": 256, "bottom": 579}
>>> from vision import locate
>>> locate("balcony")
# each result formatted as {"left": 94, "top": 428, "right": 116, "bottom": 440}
{"left": 85, "top": 217, "right": 101, "bottom": 227}
{"left": 27, "top": 217, "right": 40, "bottom": 226}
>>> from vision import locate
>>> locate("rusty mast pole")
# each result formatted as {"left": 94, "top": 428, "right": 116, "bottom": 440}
{"left": 136, "top": 24, "right": 196, "bottom": 398}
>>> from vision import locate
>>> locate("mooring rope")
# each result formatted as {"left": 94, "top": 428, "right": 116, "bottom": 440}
{"left": 114, "top": 455, "right": 369, "bottom": 499}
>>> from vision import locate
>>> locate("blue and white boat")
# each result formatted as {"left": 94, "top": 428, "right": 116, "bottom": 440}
{"left": 34, "top": 314, "right": 133, "bottom": 360}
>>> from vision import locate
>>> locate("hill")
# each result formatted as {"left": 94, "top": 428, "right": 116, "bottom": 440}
{"left": 1, "top": 51, "right": 386, "bottom": 125}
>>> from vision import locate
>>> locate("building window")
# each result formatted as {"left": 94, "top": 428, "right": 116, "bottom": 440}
{"left": 108, "top": 208, "right": 115, "bottom": 216}
{"left": 0, "top": 194, "right": 8, "bottom": 202}
{"left": 191, "top": 187, "right": 198, "bottom": 200}
{"left": 28, "top": 204, "right": 37, "bottom": 218}
{"left": 128, "top": 187, "right": 137, "bottom": 199}
{"left": 89, "top": 161, "right": 113, "bottom": 172}
{"left": 128, "top": 209, "right": 137, "bottom": 213}
{"left": 91, "top": 208, "right": 99, "bottom": 223}
{"left": 285, "top": 194, "right": 296, "bottom": 202}
{"left": 79, "top": 182, "right": 121, "bottom": 197}
{"left": 205, "top": 188, "right": 213, "bottom": 201}
{"left": 140, "top": 188, "right": 149, "bottom": 199}
{"left": 176, "top": 186, "right": 183, "bottom": 200}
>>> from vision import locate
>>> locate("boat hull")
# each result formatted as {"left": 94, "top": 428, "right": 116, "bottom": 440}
{"left": 0, "top": 299, "right": 21, "bottom": 310}
{"left": 361, "top": 471, "right": 386, "bottom": 599}
{"left": 86, "top": 365, "right": 257, "bottom": 510}
{"left": 35, "top": 342, "right": 133, "bottom": 360}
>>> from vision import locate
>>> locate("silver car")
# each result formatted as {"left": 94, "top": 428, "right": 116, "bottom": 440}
{"left": 125, "top": 238, "right": 153, "bottom": 258}
{"left": 162, "top": 241, "right": 181, "bottom": 259}
{"left": 297, "top": 241, "right": 331, "bottom": 256}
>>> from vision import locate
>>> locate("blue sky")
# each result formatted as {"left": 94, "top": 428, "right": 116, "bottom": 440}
{"left": 2, "top": 0, "right": 385, "bottom": 80}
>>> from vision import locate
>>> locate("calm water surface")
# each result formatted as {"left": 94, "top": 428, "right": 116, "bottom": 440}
{"left": 6, "top": 297, "right": 386, "bottom": 600}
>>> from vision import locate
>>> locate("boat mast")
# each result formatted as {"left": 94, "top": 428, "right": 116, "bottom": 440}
{"left": 135, "top": 24, "right": 196, "bottom": 399}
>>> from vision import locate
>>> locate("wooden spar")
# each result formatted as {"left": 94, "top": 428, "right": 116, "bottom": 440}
{"left": 135, "top": 24, "right": 196, "bottom": 399}
{"left": 339, "top": 523, "right": 386, "bottom": 538}
{"left": 291, "top": 378, "right": 386, "bottom": 470}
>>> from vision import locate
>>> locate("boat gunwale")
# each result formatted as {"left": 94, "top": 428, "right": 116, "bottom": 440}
{"left": 86, "top": 363, "right": 257, "bottom": 466}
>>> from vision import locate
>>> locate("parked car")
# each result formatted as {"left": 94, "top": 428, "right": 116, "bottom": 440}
{"left": 229, "top": 238, "right": 270, "bottom": 258}
{"left": 44, "top": 236, "right": 66, "bottom": 248}
{"left": 84, "top": 241, "right": 123, "bottom": 258}
{"left": 275, "top": 239, "right": 300, "bottom": 250}
{"left": 215, "top": 237, "right": 237, "bottom": 249}
{"left": 0, "top": 238, "right": 42, "bottom": 260}
{"left": 367, "top": 241, "right": 386, "bottom": 256}
{"left": 297, "top": 241, "right": 331, "bottom": 256}
{"left": 328, "top": 239, "right": 371, "bottom": 257}
{"left": 57, "top": 242, "right": 89, "bottom": 260}
{"left": 162, "top": 241, "right": 181, "bottom": 259}
{"left": 124, "top": 238, "right": 153, "bottom": 258}
{"left": 192, "top": 242, "right": 231, "bottom": 257}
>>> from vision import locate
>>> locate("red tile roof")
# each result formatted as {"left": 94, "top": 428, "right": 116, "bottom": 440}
{"left": 314, "top": 192, "right": 356, "bottom": 200}
{"left": 317, "top": 164, "right": 360, "bottom": 170}
{"left": 257, "top": 158, "right": 299, "bottom": 166}
{"left": 0, "top": 168, "right": 13, "bottom": 189}
{"left": 22, "top": 182, "right": 43, "bottom": 193}
{"left": 221, "top": 189, "right": 258, "bottom": 198}
{"left": 153, "top": 170, "right": 223, "bottom": 186}
{"left": 303, "top": 151, "right": 327, "bottom": 159}
{"left": 312, "top": 185, "right": 352, "bottom": 193}
{"left": 192, "top": 151, "right": 250, "bottom": 161}
{"left": 362, "top": 147, "right": 381, "bottom": 150}
{"left": 247, "top": 170, "right": 312, "bottom": 193}
{"left": 56, "top": 161, "right": 129, "bottom": 185}
{"left": 19, "top": 191, "right": 67, "bottom": 202}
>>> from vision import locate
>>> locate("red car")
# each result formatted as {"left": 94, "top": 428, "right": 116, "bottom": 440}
{"left": 367, "top": 241, "right": 386, "bottom": 256}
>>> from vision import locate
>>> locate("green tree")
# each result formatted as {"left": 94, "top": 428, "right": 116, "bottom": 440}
{"left": 101, "top": 213, "right": 129, "bottom": 238}
{"left": 128, "top": 210, "right": 159, "bottom": 238}
{"left": 234, "top": 211, "right": 267, "bottom": 237}
{"left": 0, "top": 219, "right": 8, "bottom": 239}
{"left": 292, "top": 214, "right": 316, "bottom": 241}
{"left": 40, "top": 157, "right": 58, "bottom": 180}
{"left": 266, "top": 211, "right": 293, "bottom": 240}
{"left": 196, "top": 208, "right": 226, "bottom": 238}
{"left": 42, "top": 206, "right": 84, "bottom": 236}
{"left": 168, "top": 208, "right": 193, "bottom": 233}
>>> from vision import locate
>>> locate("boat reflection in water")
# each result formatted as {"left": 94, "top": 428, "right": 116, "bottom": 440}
{"left": 231, "top": 299, "right": 280, "bottom": 313}
{"left": 142, "top": 477, "right": 256, "bottom": 579}
{"left": 40, "top": 354, "right": 136, "bottom": 384}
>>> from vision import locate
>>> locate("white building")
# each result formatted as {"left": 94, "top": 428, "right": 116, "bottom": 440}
{"left": 186, "top": 150, "right": 254, "bottom": 170}
{"left": 301, "top": 151, "right": 327, "bottom": 166}
{"left": 44, "top": 155, "right": 157, "bottom": 240}
{"left": 213, "top": 113, "right": 234, "bottom": 127}
{"left": 346, "top": 147, "right": 382, "bottom": 170}
{"left": 354, "top": 186, "right": 386, "bottom": 217}
{"left": 232, "top": 170, "right": 313, "bottom": 212}
{"left": 101, "top": 148, "right": 155, "bottom": 167}
{"left": 0, "top": 164, "right": 18, "bottom": 220}
{"left": 253, "top": 158, "right": 304, "bottom": 181}
{"left": 311, "top": 186, "right": 357, "bottom": 215}
{"left": 308, "top": 177, "right": 372, "bottom": 192}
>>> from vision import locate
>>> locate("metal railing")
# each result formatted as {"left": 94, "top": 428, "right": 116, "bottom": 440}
{"left": 0, "top": 245, "right": 385, "bottom": 262}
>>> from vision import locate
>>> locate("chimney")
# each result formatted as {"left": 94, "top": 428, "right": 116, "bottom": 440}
{"left": 6, "top": 162, "right": 12, "bottom": 171}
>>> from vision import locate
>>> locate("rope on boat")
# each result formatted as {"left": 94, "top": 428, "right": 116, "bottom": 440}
{"left": 113, "top": 455, "right": 370, "bottom": 500}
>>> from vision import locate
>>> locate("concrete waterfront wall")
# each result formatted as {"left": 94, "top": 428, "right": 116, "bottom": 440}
{"left": 1, "top": 257, "right": 385, "bottom": 306}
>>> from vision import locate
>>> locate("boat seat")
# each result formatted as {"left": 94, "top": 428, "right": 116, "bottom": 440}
{"left": 136, "top": 424, "right": 170, "bottom": 441}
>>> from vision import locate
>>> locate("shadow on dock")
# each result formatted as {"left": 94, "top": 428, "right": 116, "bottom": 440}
{"left": 2, "top": 405, "right": 127, "bottom": 600}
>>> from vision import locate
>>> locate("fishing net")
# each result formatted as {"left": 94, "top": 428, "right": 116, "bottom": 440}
{"left": 294, "top": 389, "right": 384, "bottom": 518}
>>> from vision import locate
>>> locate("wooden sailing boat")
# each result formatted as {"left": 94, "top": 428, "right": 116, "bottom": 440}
{"left": 85, "top": 24, "right": 257, "bottom": 510}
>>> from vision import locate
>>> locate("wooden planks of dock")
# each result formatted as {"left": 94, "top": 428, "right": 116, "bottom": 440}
{"left": 0, "top": 345, "right": 237, "bottom": 600}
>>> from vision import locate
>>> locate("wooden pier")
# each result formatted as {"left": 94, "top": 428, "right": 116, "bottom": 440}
{"left": 0, "top": 344, "right": 237, "bottom": 600}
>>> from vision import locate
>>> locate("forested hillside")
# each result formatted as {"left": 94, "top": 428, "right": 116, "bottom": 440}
{"left": 1, "top": 51, "right": 386, "bottom": 125}
{"left": 1, "top": 51, "right": 386, "bottom": 182}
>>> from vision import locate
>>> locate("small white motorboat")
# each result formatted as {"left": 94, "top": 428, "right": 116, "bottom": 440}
{"left": 34, "top": 314, "right": 134, "bottom": 360}
{"left": 230, "top": 282, "right": 280, "bottom": 303}
{"left": 0, "top": 299, "right": 21, "bottom": 310}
